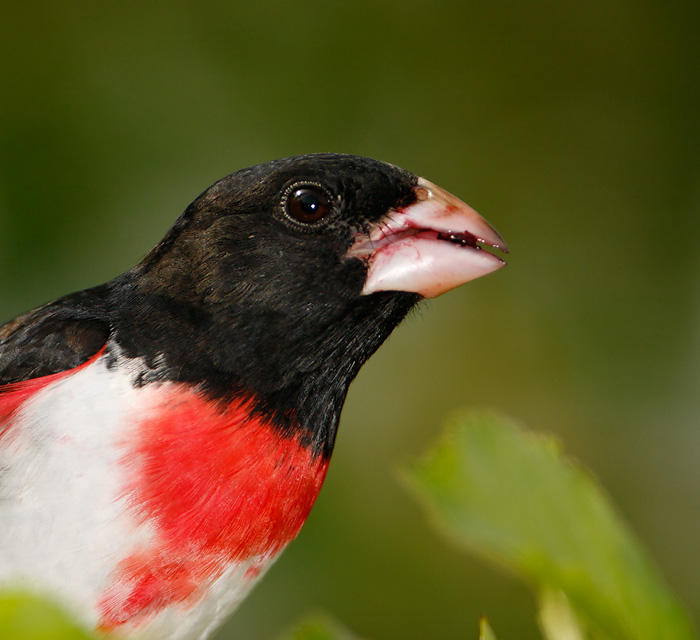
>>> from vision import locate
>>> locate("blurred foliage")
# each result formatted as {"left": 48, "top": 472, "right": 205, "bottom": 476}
{"left": 480, "top": 618, "right": 498, "bottom": 640}
{"left": 404, "top": 411, "right": 695, "bottom": 640}
{"left": 0, "top": 592, "right": 93, "bottom": 640}
{"left": 538, "top": 590, "right": 586, "bottom": 640}
{"left": 1, "top": 1, "right": 698, "bottom": 639}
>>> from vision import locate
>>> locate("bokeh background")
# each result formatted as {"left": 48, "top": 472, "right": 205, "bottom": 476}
{"left": 1, "top": 2, "right": 699, "bottom": 638}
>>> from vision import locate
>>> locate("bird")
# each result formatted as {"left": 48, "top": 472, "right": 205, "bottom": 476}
{"left": 0, "top": 153, "right": 507, "bottom": 640}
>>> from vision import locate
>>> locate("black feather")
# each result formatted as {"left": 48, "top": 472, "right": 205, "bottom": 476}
{"left": 0, "top": 288, "right": 111, "bottom": 386}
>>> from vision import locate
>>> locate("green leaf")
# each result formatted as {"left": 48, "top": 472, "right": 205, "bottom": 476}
{"left": 0, "top": 591, "right": 94, "bottom": 640}
{"left": 402, "top": 410, "right": 696, "bottom": 640}
{"left": 538, "top": 589, "right": 587, "bottom": 640}
{"left": 278, "top": 614, "right": 361, "bottom": 640}
{"left": 479, "top": 616, "right": 498, "bottom": 640}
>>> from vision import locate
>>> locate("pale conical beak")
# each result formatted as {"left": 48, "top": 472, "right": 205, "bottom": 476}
{"left": 348, "top": 177, "right": 508, "bottom": 298}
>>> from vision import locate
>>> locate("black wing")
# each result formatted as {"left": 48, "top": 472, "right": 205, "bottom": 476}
{"left": 0, "top": 286, "right": 112, "bottom": 386}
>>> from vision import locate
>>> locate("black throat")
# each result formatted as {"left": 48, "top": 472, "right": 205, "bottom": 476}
{"left": 108, "top": 266, "right": 419, "bottom": 459}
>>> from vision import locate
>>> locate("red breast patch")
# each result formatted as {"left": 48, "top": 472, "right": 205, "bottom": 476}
{"left": 98, "top": 385, "right": 329, "bottom": 631}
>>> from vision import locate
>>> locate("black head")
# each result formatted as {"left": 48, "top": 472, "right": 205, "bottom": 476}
{"left": 139, "top": 153, "right": 419, "bottom": 315}
{"left": 112, "top": 154, "right": 423, "bottom": 454}
{"left": 106, "top": 153, "right": 509, "bottom": 455}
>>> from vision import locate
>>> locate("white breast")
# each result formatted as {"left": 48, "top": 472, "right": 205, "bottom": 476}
{"left": 0, "top": 353, "right": 267, "bottom": 639}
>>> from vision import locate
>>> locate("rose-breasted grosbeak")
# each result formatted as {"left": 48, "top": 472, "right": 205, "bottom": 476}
{"left": 0, "top": 154, "right": 507, "bottom": 639}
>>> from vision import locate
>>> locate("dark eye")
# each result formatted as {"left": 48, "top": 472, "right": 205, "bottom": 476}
{"left": 286, "top": 186, "right": 332, "bottom": 224}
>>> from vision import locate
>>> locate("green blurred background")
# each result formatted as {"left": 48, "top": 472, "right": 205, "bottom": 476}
{"left": 1, "top": 2, "right": 698, "bottom": 638}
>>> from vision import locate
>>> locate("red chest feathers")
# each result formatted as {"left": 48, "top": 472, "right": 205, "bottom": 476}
{"left": 99, "top": 385, "right": 328, "bottom": 630}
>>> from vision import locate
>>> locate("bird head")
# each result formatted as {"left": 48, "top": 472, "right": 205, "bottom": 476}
{"left": 119, "top": 153, "right": 507, "bottom": 453}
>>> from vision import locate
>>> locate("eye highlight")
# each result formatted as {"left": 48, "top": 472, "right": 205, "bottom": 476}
{"left": 285, "top": 186, "right": 332, "bottom": 224}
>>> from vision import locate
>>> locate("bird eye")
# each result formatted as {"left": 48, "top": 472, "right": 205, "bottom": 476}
{"left": 286, "top": 186, "right": 332, "bottom": 224}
